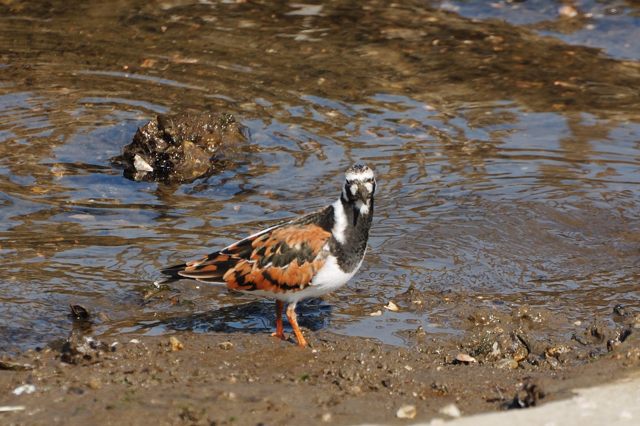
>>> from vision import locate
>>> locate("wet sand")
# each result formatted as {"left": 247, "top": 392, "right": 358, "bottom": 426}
{"left": 2, "top": 316, "right": 639, "bottom": 425}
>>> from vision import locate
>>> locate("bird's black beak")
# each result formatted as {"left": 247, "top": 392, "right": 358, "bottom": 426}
{"left": 357, "top": 183, "right": 370, "bottom": 203}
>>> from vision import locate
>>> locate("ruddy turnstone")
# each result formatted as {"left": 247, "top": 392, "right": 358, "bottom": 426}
{"left": 160, "top": 164, "right": 376, "bottom": 347}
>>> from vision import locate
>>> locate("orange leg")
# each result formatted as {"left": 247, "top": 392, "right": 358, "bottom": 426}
{"left": 286, "top": 303, "right": 307, "bottom": 348}
{"left": 271, "top": 300, "right": 285, "bottom": 340}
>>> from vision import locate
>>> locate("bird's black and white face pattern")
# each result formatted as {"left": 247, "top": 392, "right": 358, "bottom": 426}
{"left": 342, "top": 164, "right": 376, "bottom": 215}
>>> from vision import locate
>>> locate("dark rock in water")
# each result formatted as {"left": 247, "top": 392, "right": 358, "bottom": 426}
{"left": 612, "top": 304, "right": 631, "bottom": 323}
{"left": 613, "top": 304, "right": 627, "bottom": 317}
{"left": 69, "top": 304, "right": 90, "bottom": 320}
{"left": 113, "top": 112, "right": 249, "bottom": 183}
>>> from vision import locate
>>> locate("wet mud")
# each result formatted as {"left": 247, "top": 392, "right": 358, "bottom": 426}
{"left": 1, "top": 323, "right": 639, "bottom": 425}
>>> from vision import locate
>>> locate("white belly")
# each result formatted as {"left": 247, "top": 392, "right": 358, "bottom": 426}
{"left": 311, "top": 254, "right": 361, "bottom": 292}
{"left": 244, "top": 253, "right": 364, "bottom": 304}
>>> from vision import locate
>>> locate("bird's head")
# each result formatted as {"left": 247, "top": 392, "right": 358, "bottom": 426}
{"left": 342, "top": 164, "right": 376, "bottom": 215}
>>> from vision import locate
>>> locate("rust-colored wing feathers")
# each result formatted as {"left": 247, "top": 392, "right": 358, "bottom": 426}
{"left": 164, "top": 224, "right": 331, "bottom": 294}
{"left": 182, "top": 253, "right": 237, "bottom": 280}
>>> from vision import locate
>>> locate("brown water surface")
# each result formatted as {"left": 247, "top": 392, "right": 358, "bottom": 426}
{"left": 1, "top": 0, "right": 640, "bottom": 352}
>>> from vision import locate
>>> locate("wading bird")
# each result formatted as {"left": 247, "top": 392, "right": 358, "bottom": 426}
{"left": 160, "top": 164, "right": 376, "bottom": 347}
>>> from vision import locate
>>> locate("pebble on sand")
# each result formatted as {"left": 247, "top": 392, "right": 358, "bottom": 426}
{"left": 169, "top": 336, "right": 184, "bottom": 351}
{"left": 219, "top": 341, "right": 234, "bottom": 350}
{"left": 455, "top": 353, "right": 477, "bottom": 364}
{"left": 87, "top": 378, "right": 102, "bottom": 390}
{"left": 496, "top": 358, "right": 519, "bottom": 370}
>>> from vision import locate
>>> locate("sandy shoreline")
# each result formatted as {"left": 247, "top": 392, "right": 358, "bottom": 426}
{"left": 1, "top": 328, "right": 639, "bottom": 425}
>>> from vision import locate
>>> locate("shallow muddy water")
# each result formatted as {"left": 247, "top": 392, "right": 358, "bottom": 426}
{"left": 1, "top": 0, "right": 640, "bottom": 353}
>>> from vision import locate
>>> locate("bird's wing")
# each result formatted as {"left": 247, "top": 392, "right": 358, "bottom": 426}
{"left": 170, "top": 222, "right": 332, "bottom": 293}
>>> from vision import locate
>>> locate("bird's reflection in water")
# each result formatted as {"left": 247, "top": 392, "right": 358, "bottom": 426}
{"left": 134, "top": 298, "right": 333, "bottom": 336}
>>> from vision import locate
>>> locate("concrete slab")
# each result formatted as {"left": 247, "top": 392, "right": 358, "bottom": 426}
{"left": 361, "top": 372, "right": 640, "bottom": 426}
{"left": 419, "top": 372, "right": 640, "bottom": 426}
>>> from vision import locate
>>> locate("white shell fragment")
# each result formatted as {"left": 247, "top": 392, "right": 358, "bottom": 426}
{"left": 12, "top": 384, "right": 36, "bottom": 395}
{"left": 133, "top": 154, "right": 154, "bottom": 172}
{"left": 558, "top": 5, "right": 578, "bottom": 18}
{"left": 0, "top": 406, "right": 26, "bottom": 412}
{"left": 384, "top": 301, "right": 399, "bottom": 312}
{"left": 439, "top": 403, "right": 461, "bottom": 418}
{"left": 455, "top": 353, "right": 477, "bottom": 363}
{"left": 219, "top": 341, "right": 234, "bottom": 350}
{"left": 396, "top": 404, "right": 417, "bottom": 419}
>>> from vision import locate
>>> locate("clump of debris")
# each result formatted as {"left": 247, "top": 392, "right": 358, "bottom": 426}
{"left": 112, "top": 112, "right": 249, "bottom": 183}
{"left": 60, "top": 335, "right": 116, "bottom": 365}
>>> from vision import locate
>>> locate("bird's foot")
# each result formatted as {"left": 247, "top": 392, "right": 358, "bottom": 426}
{"left": 271, "top": 331, "right": 286, "bottom": 341}
{"left": 295, "top": 335, "right": 308, "bottom": 348}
